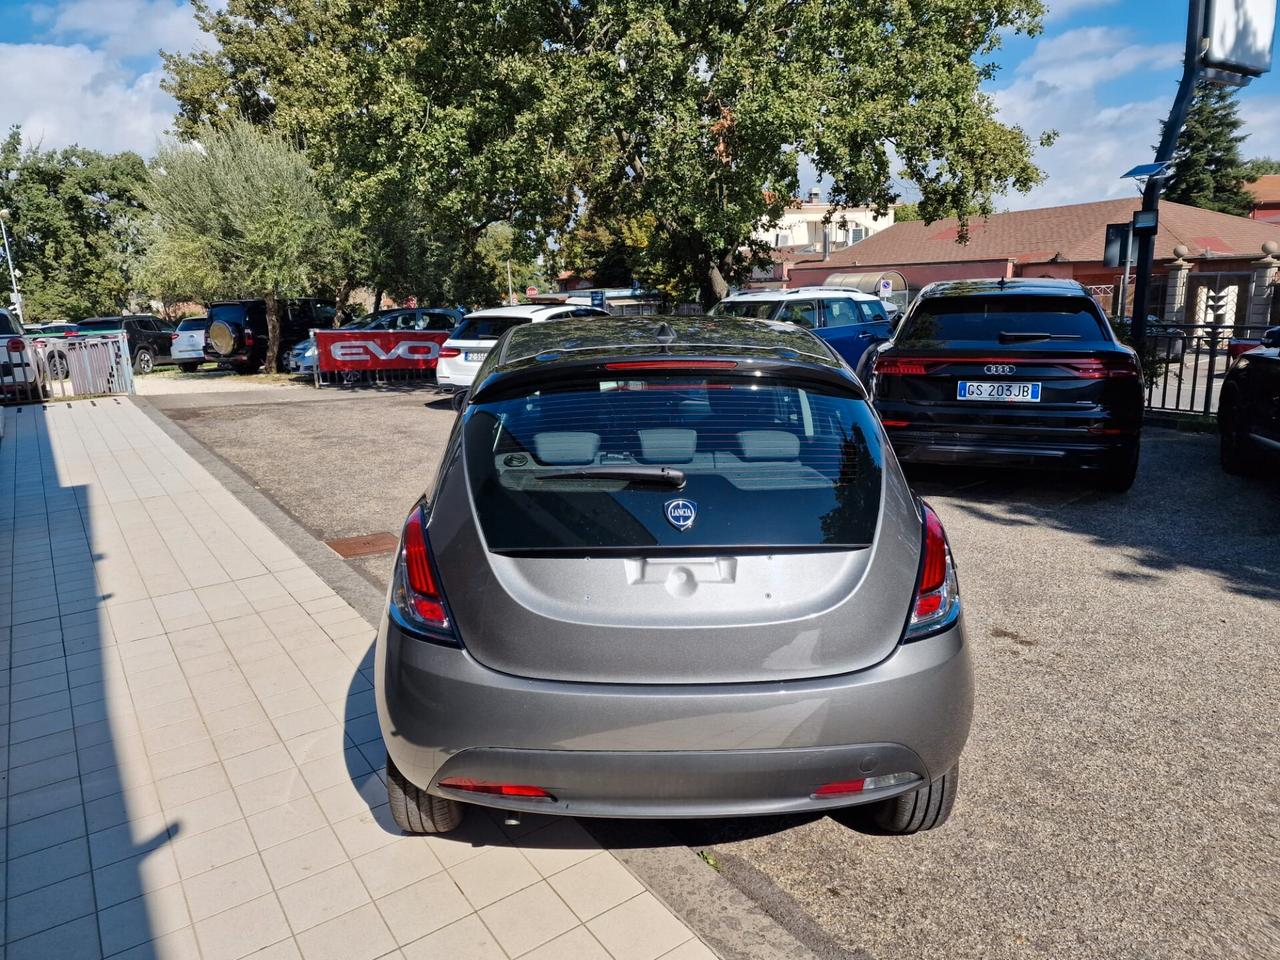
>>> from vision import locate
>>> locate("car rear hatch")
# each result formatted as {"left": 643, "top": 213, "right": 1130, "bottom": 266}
{"left": 873, "top": 294, "right": 1140, "bottom": 435}
{"left": 442, "top": 316, "right": 531, "bottom": 369}
{"left": 427, "top": 365, "right": 922, "bottom": 685}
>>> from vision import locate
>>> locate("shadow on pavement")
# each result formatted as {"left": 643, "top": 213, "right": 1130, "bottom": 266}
{"left": 4, "top": 403, "right": 176, "bottom": 959}
{"left": 905, "top": 429, "right": 1280, "bottom": 602}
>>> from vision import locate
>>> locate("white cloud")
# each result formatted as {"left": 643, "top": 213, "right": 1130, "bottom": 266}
{"left": 1043, "top": 0, "right": 1120, "bottom": 22}
{"left": 0, "top": 42, "right": 176, "bottom": 154}
{"left": 42, "top": 0, "right": 206, "bottom": 59}
{"left": 993, "top": 28, "right": 1186, "bottom": 209}
{"left": 1240, "top": 93, "right": 1280, "bottom": 160}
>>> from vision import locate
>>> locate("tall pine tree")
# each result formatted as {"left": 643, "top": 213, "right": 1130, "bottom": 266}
{"left": 1162, "top": 81, "right": 1256, "bottom": 217}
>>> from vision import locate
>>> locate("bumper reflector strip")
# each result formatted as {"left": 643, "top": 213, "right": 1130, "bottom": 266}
{"left": 812, "top": 771, "right": 921, "bottom": 799}
{"left": 438, "top": 777, "right": 556, "bottom": 800}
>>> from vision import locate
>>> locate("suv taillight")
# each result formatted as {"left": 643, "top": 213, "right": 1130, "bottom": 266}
{"left": 906, "top": 502, "right": 960, "bottom": 641}
{"left": 1069, "top": 356, "right": 1141, "bottom": 379}
{"left": 391, "top": 504, "right": 457, "bottom": 643}
{"left": 873, "top": 355, "right": 930, "bottom": 376}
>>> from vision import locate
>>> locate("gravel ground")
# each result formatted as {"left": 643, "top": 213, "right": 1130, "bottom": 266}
{"left": 149, "top": 385, "right": 1280, "bottom": 960}
{"left": 134, "top": 367, "right": 313, "bottom": 395}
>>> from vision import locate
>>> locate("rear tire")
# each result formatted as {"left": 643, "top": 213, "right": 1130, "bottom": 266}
{"left": 1096, "top": 440, "right": 1139, "bottom": 493}
{"left": 133, "top": 348, "right": 154, "bottom": 375}
{"left": 178, "top": 362, "right": 202, "bottom": 373}
{"left": 845, "top": 764, "right": 960, "bottom": 835}
{"left": 386, "top": 756, "right": 465, "bottom": 834}
{"left": 1219, "top": 399, "right": 1257, "bottom": 477}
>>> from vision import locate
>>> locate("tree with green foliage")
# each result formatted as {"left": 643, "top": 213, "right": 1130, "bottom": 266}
{"left": 165, "top": 0, "right": 1051, "bottom": 307}
{"left": 1244, "top": 156, "right": 1280, "bottom": 177}
{"left": 893, "top": 202, "right": 922, "bottom": 222}
{"left": 143, "top": 119, "right": 336, "bottom": 369}
{"left": 0, "top": 128, "right": 148, "bottom": 322}
{"left": 1163, "top": 81, "right": 1256, "bottom": 217}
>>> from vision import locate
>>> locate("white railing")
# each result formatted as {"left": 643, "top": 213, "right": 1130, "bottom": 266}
{"left": 3, "top": 333, "right": 135, "bottom": 403}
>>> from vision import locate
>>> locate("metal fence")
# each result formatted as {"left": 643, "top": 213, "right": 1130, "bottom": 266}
{"left": 1143, "top": 322, "right": 1266, "bottom": 416}
{"left": 2, "top": 334, "right": 135, "bottom": 403}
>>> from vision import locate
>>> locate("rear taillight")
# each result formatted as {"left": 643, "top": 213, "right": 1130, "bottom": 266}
{"left": 391, "top": 504, "right": 457, "bottom": 643}
{"left": 906, "top": 501, "right": 960, "bottom": 640}
{"left": 243, "top": 329, "right": 254, "bottom": 347}
{"left": 873, "top": 355, "right": 929, "bottom": 376}
{"left": 438, "top": 778, "right": 555, "bottom": 800}
{"left": 439, "top": 346, "right": 461, "bottom": 358}
{"left": 6, "top": 338, "right": 24, "bottom": 354}
{"left": 1068, "top": 356, "right": 1141, "bottom": 379}
{"left": 171, "top": 333, "right": 180, "bottom": 341}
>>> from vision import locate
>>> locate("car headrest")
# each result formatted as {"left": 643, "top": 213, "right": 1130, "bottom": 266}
{"left": 737, "top": 430, "right": 800, "bottom": 461}
{"left": 637, "top": 428, "right": 698, "bottom": 463}
{"left": 534, "top": 431, "right": 600, "bottom": 465}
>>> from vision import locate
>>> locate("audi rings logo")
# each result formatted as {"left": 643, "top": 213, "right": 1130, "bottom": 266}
{"left": 983, "top": 363, "right": 1016, "bottom": 375}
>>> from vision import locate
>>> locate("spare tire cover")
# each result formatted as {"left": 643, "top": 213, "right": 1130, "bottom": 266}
{"left": 207, "top": 319, "right": 239, "bottom": 356}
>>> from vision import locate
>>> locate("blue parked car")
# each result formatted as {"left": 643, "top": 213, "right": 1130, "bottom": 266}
{"left": 710, "top": 287, "right": 897, "bottom": 374}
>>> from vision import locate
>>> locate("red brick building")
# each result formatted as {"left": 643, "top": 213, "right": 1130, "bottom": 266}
{"left": 785, "top": 198, "right": 1280, "bottom": 327}
{"left": 1247, "top": 175, "right": 1280, "bottom": 223}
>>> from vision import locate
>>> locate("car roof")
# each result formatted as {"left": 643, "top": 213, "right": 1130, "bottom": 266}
{"left": 465, "top": 304, "right": 592, "bottom": 320}
{"left": 470, "top": 315, "right": 859, "bottom": 403}
{"left": 721, "top": 286, "right": 879, "bottom": 302}
{"left": 917, "top": 278, "right": 1089, "bottom": 300}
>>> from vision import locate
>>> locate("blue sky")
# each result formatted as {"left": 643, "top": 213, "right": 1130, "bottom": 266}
{"left": 2, "top": 0, "right": 1278, "bottom": 211}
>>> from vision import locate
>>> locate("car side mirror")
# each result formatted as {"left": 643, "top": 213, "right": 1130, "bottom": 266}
{"left": 1263, "top": 326, "right": 1280, "bottom": 348}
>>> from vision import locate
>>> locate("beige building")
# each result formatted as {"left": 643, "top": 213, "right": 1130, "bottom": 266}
{"left": 753, "top": 188, "right": 895, "bottom": 251}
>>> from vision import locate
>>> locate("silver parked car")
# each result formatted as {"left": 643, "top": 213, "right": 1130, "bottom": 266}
{"left": 376, "top": 316, "right": 972, "bottom": 835}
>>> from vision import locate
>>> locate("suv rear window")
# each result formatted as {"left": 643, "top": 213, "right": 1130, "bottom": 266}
{"left": 0, "top": 311, "right": 19, "bottom": 335}
{"left": 897, "top": 295, "right": 1111, "bottom": 345}
{"left": 75, "top": 318, "right": 125, "bottom": 332}
{"left": 177, "top": 318, "right": 210, "bottom": 332}
{"left": 464, "top": 375, "right": 882, "bottom": 553}
{"left": 209, "top": 303, "right": 249, "bottom": 326}
{"left": 454, "top": 316, "right": 529, "bottom": 341}
{"left": 711, "top": 300, "right": 779, "bottom": 320}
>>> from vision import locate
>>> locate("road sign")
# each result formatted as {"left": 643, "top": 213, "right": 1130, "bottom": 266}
{"left": 525, "top": 286, "right": 538, "bottom": 297}
{"left": 877, "top": 278, "right": 893, "bottom": 298}
{"left": 591, "top": 291, "right": 606, "bottom": 309}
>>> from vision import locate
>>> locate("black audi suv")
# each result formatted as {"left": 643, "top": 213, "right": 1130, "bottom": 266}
{"left": 865, "top": 279, "right": 1144, "bottom": 491}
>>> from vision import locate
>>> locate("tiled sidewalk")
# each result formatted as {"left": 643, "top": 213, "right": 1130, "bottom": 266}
{"left": 1, "top": 399, "right": 717, "bottom": 960}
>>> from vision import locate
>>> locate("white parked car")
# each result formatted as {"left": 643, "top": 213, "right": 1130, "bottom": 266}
{"left": 170, "top": 316, "right": 210, "bottom": 371}
{"left": 437, "top": 303, "right": 610, "bottom": 396}
{"left": 1, "top": 309, "right": 45, "bottom": 401}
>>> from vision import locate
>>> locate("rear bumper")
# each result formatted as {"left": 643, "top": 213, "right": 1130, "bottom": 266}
{"left": 377, "top": 614, "right": 973, "bottom": 818}
{"left": 171, "top": 347, "right": 205, "bottom": 362}
{"left": 888, "top": 428, "right": 1134, "bottom": 468}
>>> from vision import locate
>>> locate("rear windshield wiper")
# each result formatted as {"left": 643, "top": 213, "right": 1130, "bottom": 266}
{"left": 533, "top": 465, "right": 687, "bottom": 486}
{"left": 997, "top": 331, "right": 1083, "bottom": 343}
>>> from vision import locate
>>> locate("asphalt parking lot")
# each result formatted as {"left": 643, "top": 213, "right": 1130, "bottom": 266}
{"left": 146, "top": 383, "right": 1280, "bottom": 960}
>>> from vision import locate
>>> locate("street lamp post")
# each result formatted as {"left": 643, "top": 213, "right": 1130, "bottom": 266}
{"left": 0, "top": 208, "right": 23, "bottom": 324}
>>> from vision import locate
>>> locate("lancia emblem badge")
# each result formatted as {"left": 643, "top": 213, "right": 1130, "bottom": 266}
{"left": 665, "top": 499, "right": 697, "bottom": 531}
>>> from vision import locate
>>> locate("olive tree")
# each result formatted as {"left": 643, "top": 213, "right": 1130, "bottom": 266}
{"left": 144, "top": 119, "right": 335, "bottom": 368}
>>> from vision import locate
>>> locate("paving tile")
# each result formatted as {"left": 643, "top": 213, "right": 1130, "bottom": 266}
{"left": 8, "top": 750, "right": 80, "bottom": 794}
{"left": 7, "top": 835, "right": 92, "bottom": 897}
{"left": 352, "top": 836, "right": 443, "bottom": 899}
{"left": 293, "top": 903, "right": 395, "bottom": 960}
{"left": 478, "top": 881, "right": 579, "bottom": 957}
{"left": 84, "top": 783, "right": 163, "bottom": 833}
{"left": 446, "top": 843, "right": 542, "bottom": 909}
{"left": 277, "top": 862, "right": 371, "bottom": 934}
{"left": 374, "top": 872, "right": 472, "bottom": 946}
{"left": 547, "top": 852, "right": 646, "bottom": 922}
{"left": 246, "top": 794, "right": 328, "bottom": 850}
{"left": 107, "top": 924, "right": 203, "bottom": 960}
{"left": 260, "top": 825, "right": 349, "bottom": 889}
{"left": 148, "top": 737, "right": 220, "bottom": 780}
{"left": 89, "top": 813, "right": 171, "bottom": 870}
{"left": 314, "top": 774, "right": 384, "bottom": 825}
{"left": 9, "top": 727, "right": 77, "bottom": 767}
{"left": 224, "top": 742, "right": 296, "bottom": 787}
{"left": 173, "top": 819, "right": 256, "bottom": 879}
{"left": 522, "top": 926, "right": 612, "bottom": 960}
{"left": 6, "top": 914, "right": 102, "bottom": 960}
{"left": 165, "top": 788, "right": 244, "bottom": 840}
{"left": 332, "top": 804, "right": 401, "bottom": 861}
{"left": 586, "top": 894, "right": 692, "bottom": 960}
{"left": 8, "top": 805, "right": 87, "bottom": 858}
{"left": 8, "top": 775, "right": 82, "bottom": 825}
{"left": 156, "top": 762, "right": 231, "bottom": 809}
{"left": 5, "top": 872, "right": 97, "bottom": 942}
{"left": 193, "top": 892, "right": 292, "bottom": 960}
{"left": 92, "top": 844, "right": 182, "bottom": 910}
{"left": 399, "top": 915, "right": 505, "bottom": 960}
{"left": 182, "top": 853, "right": 273, "bottom": 922}
{"left": 212, "top": 721, "right": 282, "bottom": 761}
{"left": 97, "top": 882, "right": 192, "bottom": 956}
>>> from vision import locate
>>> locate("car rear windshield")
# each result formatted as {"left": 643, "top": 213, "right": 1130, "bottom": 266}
{"left": 463, "top": 375, "right": 883, "bottom": 553}
{"left": 177, "top": 318, "right": 210, "bottom": 332}
{"left": 209, "top": 304, "right": 249, "bottom": 326}
{"left": 454, "top": 316, "right": 529, "bottom": 341}
{"left": 75, "top": 318, "right": 124, "bottom": 332}
{"left": 711, "top": 300, "right": 778, "bottom": 320}
{"left": 896, "top": 295, "right": 1111, "bottom": 345}
{"left": 0, "top": 312, "right": 19, "bottom": 335}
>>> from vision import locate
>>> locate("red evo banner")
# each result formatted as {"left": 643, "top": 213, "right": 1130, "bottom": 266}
{"left": 314, "top": 329, "right": 450, "bottom": 372}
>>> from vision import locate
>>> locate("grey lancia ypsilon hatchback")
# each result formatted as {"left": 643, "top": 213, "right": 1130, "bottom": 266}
{"left": 375, "top": 316, "right": 973, "bottom": 835}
